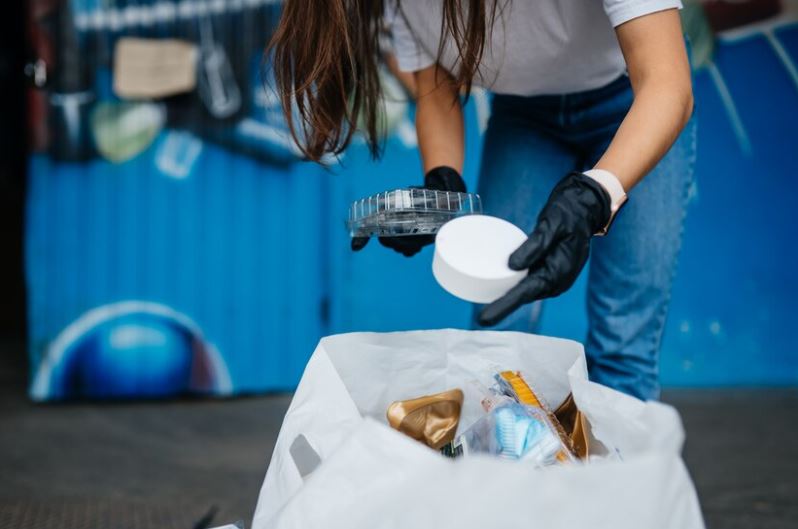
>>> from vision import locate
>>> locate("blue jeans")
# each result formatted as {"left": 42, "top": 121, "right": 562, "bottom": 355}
{"left": 474, "top": 75, "right": 697, "bottom": 401}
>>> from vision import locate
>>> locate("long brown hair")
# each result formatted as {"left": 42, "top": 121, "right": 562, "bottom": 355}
{"left": 267, "top": 0, "right": 499, "bottom": 162}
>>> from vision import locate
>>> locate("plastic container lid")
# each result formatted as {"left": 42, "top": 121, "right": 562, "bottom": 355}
{"left": 433, "top": 215, "right": 527, "bottom": 304}
{"left": 347, "top": 188, "right": 482, "bottom": 238}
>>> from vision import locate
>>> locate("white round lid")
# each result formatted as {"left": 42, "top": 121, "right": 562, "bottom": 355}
{"left": 433, "top": 215, "right": 528, "bottom": 304}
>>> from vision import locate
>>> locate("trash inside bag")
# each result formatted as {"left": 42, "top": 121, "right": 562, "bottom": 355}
{"left": 387, "top": 370, "right": 577, "bottom": 467}
{"left": 386, "top": 388, "right": 464, "bottom": 450}
{"left": 252, "top": 330, "right": 705, "bottom": 529}
{"left": 454, "top": 402, "right": 570, "bottom": 465}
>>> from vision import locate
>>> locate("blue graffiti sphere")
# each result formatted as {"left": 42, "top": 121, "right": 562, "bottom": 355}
{"left": 73, "top": 314, "right": 195, "bottom": 398}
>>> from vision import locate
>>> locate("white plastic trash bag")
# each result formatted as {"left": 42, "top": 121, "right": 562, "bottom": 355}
{"left": 252, "top": 330, "right": 704, "bottom": 529}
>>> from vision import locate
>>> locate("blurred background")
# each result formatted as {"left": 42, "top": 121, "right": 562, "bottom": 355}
{"left": 0, "top": 0, "right": 796, "bottom": 528}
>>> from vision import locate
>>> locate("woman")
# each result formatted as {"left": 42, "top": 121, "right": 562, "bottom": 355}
{"left": 269, "top": 0, "right": 696, "bottom": 401}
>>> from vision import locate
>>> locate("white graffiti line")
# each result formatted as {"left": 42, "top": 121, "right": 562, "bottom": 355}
{"left": 764, "top": 29, "right": 798, "bottom": 95}
{"left": 74, "top": 0, "right": 282, "bottom": 32}
{"left": 472, "top": 87, "right": 491, "bottom": 134}
{"left": 707, "top": 62, "right": 753, "bottom": 156}
{"left": 716, "top": 15, "right": 798, "bottom": 43}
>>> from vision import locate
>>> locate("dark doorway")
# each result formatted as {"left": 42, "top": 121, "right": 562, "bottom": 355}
{"left": 0, "top": 0, "right": 29, "bottom": 343}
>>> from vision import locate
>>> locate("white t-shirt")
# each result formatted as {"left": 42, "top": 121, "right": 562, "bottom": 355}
{"left": 386, "top": 0, "right": 682, "bottom": 96}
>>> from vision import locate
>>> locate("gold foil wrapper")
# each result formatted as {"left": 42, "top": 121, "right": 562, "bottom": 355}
{"left": 386, "top": 389, "right": 464, "bottom": 450}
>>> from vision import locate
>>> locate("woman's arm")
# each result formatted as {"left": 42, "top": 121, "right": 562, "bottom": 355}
{"left": 478, "top": 9, "right": 693, "bottom": 326}
{"left": 594, "top": 9, "right": 693, "bottom": 191}
{"left": 351, "top": 64, "right": 466, "bottom": 256}
{"left": 414, "top": 65, "right": 465, "bottom": 173}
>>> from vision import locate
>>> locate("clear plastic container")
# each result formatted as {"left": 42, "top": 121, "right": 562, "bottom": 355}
{"left": 453, "top": 402, "right": 575, "bottom": 466}
{"left": 347, "top": 188, "right": 482, "bottom": 238}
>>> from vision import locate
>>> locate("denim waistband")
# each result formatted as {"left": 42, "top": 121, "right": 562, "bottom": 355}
{"left": 493, "top": 74, "right": 632, "bottom": 110}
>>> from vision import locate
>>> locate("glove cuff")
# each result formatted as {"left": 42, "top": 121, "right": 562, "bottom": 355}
{"left": 583, "top": 169, "right": 628, "bottom": 236}
{"left": 569, "top": 172, "right": 613, "bottom": 235}
{"left": 424, "top": 166, "right": 466, "bottom": 193}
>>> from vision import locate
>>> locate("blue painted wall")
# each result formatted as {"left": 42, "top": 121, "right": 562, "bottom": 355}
{"left": 26, "top": 145, "right": 327, "bottom": 395}
{"left": 25, "top": 7, "right": 798, "bottom": 399}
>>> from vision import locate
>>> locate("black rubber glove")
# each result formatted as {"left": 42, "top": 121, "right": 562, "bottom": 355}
{"left": 478, "top": 172, "right": 612, "bottom": 327}
{"left": 351, "top": 166, "right": 467, "bottom": 257}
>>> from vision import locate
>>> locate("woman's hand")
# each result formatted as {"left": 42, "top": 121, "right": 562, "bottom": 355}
{"left": 478, "top": 172, "right": 611, "bottom": 326}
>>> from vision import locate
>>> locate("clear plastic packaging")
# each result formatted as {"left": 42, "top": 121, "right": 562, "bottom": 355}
{"left": 453, "top": 403, "right": 575, "bottom": 466}
{"left": 493, "top": 371, "right": 579, "bottom": 461}
{"left": 347, "top": 188, "right": 482, "bottom": 238}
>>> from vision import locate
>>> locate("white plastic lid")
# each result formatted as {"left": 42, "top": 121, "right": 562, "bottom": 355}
{"left": 432, "top": 215, "right": 528, "bottom": 304}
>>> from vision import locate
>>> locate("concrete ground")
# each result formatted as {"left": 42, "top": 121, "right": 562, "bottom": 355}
{"left": 1, "top": 344, "right": 796, "bottom": 529}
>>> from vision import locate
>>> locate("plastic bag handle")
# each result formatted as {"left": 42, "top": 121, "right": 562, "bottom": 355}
{"left": 289, "top": 434, "right": 321, "bottom": 479}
